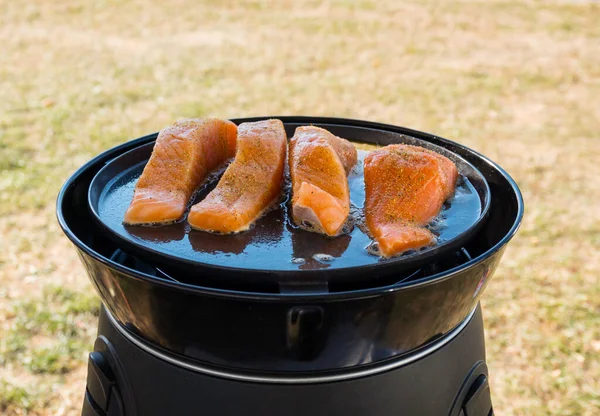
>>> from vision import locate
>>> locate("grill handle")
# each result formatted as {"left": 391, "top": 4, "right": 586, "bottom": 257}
{"left": 286, "top": 306, "right": 326, "bottom": 360}
{"left": 82, "top": 336, "right": 132, "bottom": 416}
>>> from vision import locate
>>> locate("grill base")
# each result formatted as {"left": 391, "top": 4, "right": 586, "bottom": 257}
{"left": 82, "top": 303, "right": 493, "bottom": 416}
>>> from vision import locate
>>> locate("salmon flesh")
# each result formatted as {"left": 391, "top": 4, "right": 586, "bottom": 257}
{"left": 123, "top": 118, "right": 238, "bottom": 225}
{"left": 289, "top": 126, "right": 358, "bottom": 236}
{"left": 188, "top": 119, "right": 288, "bottom": 234}
{"left": 364, "top": 144, "right": 458, "bottom": 257}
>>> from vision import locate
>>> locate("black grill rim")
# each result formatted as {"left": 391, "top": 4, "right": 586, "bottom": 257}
{"left": 56, "top": 116, "right": 524, "bottom": 301}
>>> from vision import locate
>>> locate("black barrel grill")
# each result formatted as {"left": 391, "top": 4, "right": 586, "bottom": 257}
{"left": 57, "top": 117, "right": 523, "bottom": 416}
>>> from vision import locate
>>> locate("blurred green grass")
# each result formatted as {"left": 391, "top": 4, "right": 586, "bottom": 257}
{"left": 1, "top": 0, "right": 599, "bottom": 414}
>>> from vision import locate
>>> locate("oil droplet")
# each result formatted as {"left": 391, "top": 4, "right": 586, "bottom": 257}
{"left": 313, "top": 253, "right": 334, "bottom": 262}
{"left": 366, "top": 242, "right": 381, "bottom": 257}
{"left": 427, "top": 217, "right": 445, "bottom": 233}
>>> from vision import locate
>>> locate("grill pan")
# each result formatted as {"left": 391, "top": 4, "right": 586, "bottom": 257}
{"left": 88, "top": 119, "right": 491, "bottom": 288}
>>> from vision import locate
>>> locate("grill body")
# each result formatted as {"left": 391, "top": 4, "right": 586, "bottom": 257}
{"left": 83, "top": 304, "right": 492, "bottom": 416}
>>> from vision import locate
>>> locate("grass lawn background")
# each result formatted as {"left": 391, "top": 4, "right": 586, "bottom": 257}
{"left": 1, "top": 0, "right": 599, "bottom": 414}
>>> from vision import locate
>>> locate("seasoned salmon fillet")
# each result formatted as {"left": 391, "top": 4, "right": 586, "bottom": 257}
{"left": 188, "top": 119, "right": 287, "bottom": 234}
{"left": 364, "top": 144, "right": 458, "bottom": 257}
{"left": 123, "top": 118, "right": 238, "bottom": 225}
{"left": 289, "top": 126, "right": 358, "bottom": 236}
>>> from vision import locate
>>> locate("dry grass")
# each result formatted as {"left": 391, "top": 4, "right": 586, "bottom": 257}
{"left": 1, "top": 0, "right": 599, "bottom": 414}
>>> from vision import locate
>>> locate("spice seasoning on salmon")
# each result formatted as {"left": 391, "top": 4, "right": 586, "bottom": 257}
{"left": 188, "top": 119, "right": 287, "bottom": 234}
{"left": 123, "top": 118, "right": 237, "bottom": 225}
{"left": 289, "top": 126, "right": 358, "bottom": 237}
{"left": 364, "top": 144, "right": 458, "bottom": 257}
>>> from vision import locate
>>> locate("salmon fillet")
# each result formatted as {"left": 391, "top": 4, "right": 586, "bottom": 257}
{"left": 289, "top": 126, "right": 358, "bottom": 236}
{"left": 123, "top": 118, "right": 238, "bottom": 225}
{"left": 364, "top": 144, "right": 458, "bottom": 257}
{"left": 187, "top": 119, "right": 287, "bottom": 234}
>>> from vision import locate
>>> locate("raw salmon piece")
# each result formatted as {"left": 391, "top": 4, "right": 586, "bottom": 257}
{"left": 123, "top": 118, "right": 238, "bottom": 225}
{"left": 364, "top": 144, "right": 458, "bottom": 257}
{"left": 289, "top": 126, "right": 358, "bottom": 236}
{"left": 188, "top": 119, "right": 287, "bottom": 234}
